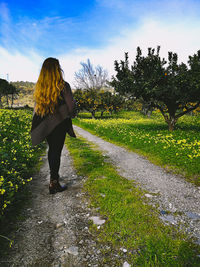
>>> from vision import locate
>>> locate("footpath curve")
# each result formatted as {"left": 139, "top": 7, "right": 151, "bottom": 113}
{"left": 74, "top": 125, "right": 200, "bottom": 243}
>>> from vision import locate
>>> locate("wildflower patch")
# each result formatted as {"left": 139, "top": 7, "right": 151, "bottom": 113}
{"left": 0, "top": 109, "right": 45, "bottom": 216}
{"left": 74, "top": 111, "right": 200, "bottom": 185}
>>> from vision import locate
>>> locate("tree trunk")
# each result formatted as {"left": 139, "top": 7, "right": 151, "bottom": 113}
{"left": 141, "top": 106, "right": 147, "bottom": 115}
{"left": 168, "top": 121, "right": 175, "bottom": 131}
{"left": 158, "top": 107, "right": 177, "bottom": 131}
{"left": 91, "top": 110, "right": 95, "bottom": 119}
{"left": 167, "top": 116, "right": 177, "bottom": 131}
{"left": 147, "top": 110, "right": 152, "bottom": 118}
{"left": 11, "top": 93, "right": 14, "bottom": 108}
{"left": 101, "top": 111, "right": 104, "bottom": 118}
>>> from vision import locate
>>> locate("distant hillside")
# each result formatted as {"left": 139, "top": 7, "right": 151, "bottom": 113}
{"left": 11, "top": 81, "right": 35, "bottom": 92}
{"left": 11, "top": 81, "right": 35, "bottom": 108}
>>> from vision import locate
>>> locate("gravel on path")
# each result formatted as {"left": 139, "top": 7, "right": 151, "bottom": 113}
{"left": 74, "top": 125, "right": 200, "bottom": 243}
{"left": 0, "top": 146, "right": 108, "bottom": 267}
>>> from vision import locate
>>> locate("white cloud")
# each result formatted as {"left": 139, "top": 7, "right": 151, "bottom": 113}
{"left": 60, "top": 17, "right": 200, "bottom": 87}
{"left": 1, "top": 16, "right": 200, "bottom": 87}
{"left": 0, "top": 47, "right": 43, "bottom": 81}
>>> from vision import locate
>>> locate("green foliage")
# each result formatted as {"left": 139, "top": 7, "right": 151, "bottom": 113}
{"left": 112, "top": 52, "right": 134, "bottom": 96}
{"left": 10, "top": 81, "right": 35, "bottom": 95}
{"left": 0, "top": 79, "right": 19, "bottom": 107}
{"left": 73, "top": 89, "right": 124, "bottom": 118}
{"left": 66, "top": 135, "right": 200, "bottom": 266}
{"left": 112, "top": 47, "right": 200, "bottom": 130}
{"left": 11, "top": 81, "right": 35, "bottom": 89}
{"left": 0, "top": 79, "right": 9, "bottom": 107}
{"left": 98, "top": 91, "right": 124, "bottom": 115}
{"left": 0, "top": 109, "right": 45, "bottom": 216}
{"left": 74, "top": 89, "right": 100, "bottom": 118}
{"left": 73, "top": 111, "right": 200, "bottom": 185}
{"left": 0, "top": 79, "right": 9, "bottom": 94}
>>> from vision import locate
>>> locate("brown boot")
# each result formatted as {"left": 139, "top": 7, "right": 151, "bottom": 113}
{"left": 49, "top": 180, "right": 68, "bottom": 194}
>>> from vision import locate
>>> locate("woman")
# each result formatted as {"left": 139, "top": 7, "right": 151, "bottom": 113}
{"left": 31, "top": 57, "right": 76, "bottom": 194}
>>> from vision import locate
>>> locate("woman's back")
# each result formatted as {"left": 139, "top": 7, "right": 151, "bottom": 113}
{"left": 31, "top": 57, "right": 76, "bottom": 194}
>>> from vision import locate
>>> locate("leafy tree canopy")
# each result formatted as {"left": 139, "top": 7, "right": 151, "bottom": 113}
{"left": 111, "top": 47, "right": 200, "bottom": 130}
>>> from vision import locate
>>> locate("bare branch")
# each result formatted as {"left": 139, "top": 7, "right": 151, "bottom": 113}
{"left": 74, "top": 59, "right": 108, "bottom": 90}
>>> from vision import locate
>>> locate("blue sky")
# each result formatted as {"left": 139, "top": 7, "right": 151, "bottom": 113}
{"left": 1, "top": 0, "right": 200, "bottom": 85}
{"left": 0, "top": 0, "right": 138, "bottom": 55}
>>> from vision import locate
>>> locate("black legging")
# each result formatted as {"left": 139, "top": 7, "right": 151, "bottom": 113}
{"left": 46, "top": 119, "right": 68, "bottom": 180}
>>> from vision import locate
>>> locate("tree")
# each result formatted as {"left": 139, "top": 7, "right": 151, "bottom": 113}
{"left": 74, "top": 59, "right": 108, "bottom": 90}
{"left": 108, "top": 94, "right": 124, "bottom": 114}
{"left": 73, "top": 88, "right": 100, "bottom": 118}
{"left": 98, "top": 91, "right": 122, "bottom": 117}
{"left": 0, "top": 79, "right": 9, "bottom": 107}
{"left": 0, "top": 79, "right": 19, "bottom": 108}
{"left": 112, "top": 47, "right": 200, "bottom": 131}
{"left": 73, "top": 89, "right": 84, "bottom": 113}
{"left": 111, "top": 53, "right": 134, "bottom": 96}
{"left": 73, "top": 88, "right": 124, "bottom": 118}
{"left": 9, "top": 83, "right": 19, "bottom": 107}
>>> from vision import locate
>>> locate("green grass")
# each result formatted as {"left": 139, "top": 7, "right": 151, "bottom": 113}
{"left": 0, "top": 108, "right": 46, "bottom": 250}
{"left": 73, "top": 110, "right": 200, "bottom": 185}
{"left": 0, "top": 108, "right": 46, "bottom": 216}
{"left": 65, "top": 135, "right": 200, "bottom": 266}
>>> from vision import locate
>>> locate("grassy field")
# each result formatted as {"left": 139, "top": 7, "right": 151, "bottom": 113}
{"left": 0, "top": 108, "right": 45, "bottom": 217}
{"left": 73, "top": 111, "right": 200, "bottom": 185}
{"left": 65, "top": 135, "right": 200, "bottom": 266}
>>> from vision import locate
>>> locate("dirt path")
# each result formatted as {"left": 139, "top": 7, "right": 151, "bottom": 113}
{"left": 0, "top": 146, "right": 108, "bottom": 267}
{"left": 1, "top": 125, "right": 200, "bottom": 266}
{"left": 74, "top": 125, "right": 200, "bottom": 244}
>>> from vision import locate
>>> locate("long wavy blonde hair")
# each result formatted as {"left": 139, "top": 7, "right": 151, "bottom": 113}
{"left": 34, "top": 57, "right": 65, "bottom": 117}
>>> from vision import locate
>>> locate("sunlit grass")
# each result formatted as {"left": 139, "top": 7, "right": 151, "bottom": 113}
{"left": 66, "top": 135, "right": 200, "bottom": 266}
{"left": 73, "top": 111, "right": 200, "bottom": 185}
{"left": 0, "top": 109, "right": 46, "bottom": 216}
